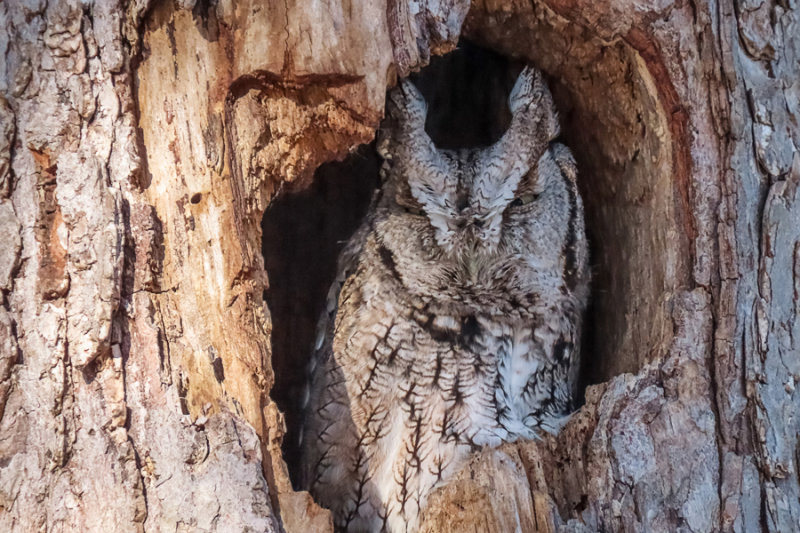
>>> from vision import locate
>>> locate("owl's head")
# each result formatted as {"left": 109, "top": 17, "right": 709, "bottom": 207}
{"left": 373, "top": 67, "right": 583, "bottom": 306}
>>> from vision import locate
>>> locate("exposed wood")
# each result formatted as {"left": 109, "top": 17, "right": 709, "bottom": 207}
{"left": 0, "top": 0, "right": 462, "bottom": 531}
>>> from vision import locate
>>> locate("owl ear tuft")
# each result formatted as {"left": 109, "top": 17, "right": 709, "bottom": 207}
{"left": 509, "top": 66, "right": 541, "bottom": 115}
{"left": 387, "top": 79, "right": 428, "bottom": 130}
{"left": 504, "top": 66, "right": 560, "bottom": 163}
{"left": 509, "top": 66, "right": 560, "bottom": 140}
{"left": 378, "top": 78, "right": 432, "bottom": 161}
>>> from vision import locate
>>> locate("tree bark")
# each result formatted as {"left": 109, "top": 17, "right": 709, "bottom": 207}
{"left": 0, "top": 1, "right": 797, "bottom": 532}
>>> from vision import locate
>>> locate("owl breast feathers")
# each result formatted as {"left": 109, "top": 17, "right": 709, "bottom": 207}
{"left": 300, "top": 66, "right": 589, "bottom": 533}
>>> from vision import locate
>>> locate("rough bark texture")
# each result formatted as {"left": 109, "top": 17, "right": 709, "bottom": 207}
{"left": 0, "top": 0, "right": 797, "bottom": 532}
{"left": 0, "top": 0, "right": 463, "bottom": 531}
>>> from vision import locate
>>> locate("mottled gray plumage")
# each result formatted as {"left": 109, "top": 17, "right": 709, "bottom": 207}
{"left": 300, "top": 67, "right": 589, "bottom": 532}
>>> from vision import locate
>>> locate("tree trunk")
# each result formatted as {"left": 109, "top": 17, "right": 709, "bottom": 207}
{"left": 0, "top": 0, "right": 797, "bottom": 532}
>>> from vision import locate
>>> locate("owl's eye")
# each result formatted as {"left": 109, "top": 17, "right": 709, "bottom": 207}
{"left": 510, "top": 193, "right": 540, "bottom": 208}
{"left": 403, "top": 205, "right": 425, "bottom": 216}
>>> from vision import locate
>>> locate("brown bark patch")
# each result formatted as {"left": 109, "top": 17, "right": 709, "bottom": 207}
{"left": 31, "top": 148, "right": 69, "bottom": 300}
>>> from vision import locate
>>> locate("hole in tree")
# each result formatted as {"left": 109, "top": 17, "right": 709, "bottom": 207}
{"left": 263, "top": 43, "right": 528, "bottom": 486}
{"left": 262, "top": 33, "right": 687, "bottom": 488}
{"left": 262, "top": 147, "right": 381, "bottom": 481}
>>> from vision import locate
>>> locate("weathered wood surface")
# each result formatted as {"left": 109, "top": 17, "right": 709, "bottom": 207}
{"left": 0, "top": 0, "right": 797, "bottom": 532}
{"left": 0, "top": 0, "right": 463, "bottom": 531}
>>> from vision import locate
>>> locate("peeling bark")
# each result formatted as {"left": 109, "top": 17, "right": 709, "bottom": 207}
{"left": 0, "top": 0, "right": 797, "bottom": 532}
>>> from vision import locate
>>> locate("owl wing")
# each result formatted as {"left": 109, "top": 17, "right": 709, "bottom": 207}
{"left": 549, "top": 143, "right": 590, "bottom": 404}
{"left": 298, "top": 218, "right": 371, "bottom": 492}
{"left": 499, "top": 145, "right": 589, "bottom": 436}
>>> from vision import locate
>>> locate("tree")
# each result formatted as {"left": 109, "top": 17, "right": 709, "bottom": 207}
{"left": 0, "top": 0, "right": 797, "bottom": 531}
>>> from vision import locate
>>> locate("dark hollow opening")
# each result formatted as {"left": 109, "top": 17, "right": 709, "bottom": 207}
{"left": 261, "top": 147, "right": 380, "bottom": 480}
{"left": 262, "top": 41, "right": 605, "bottom": 487}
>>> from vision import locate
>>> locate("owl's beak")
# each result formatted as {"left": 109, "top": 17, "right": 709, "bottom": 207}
{"left": 461, "top": 228, "right": 489, "bottom": 283}
{"left": 465, "top": 254, "right": 481, "bottom": 283}
{"left": 454, "top": 218, "right": 483, "bottom": 246}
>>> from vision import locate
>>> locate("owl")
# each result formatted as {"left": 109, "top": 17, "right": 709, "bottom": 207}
{"left": 300, "top": 66, "right": 589, "bottom": 532}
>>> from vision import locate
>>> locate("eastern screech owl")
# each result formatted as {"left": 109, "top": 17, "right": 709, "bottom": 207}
{"left": 300, "top": 66, "right": 589, "bottom": 532}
